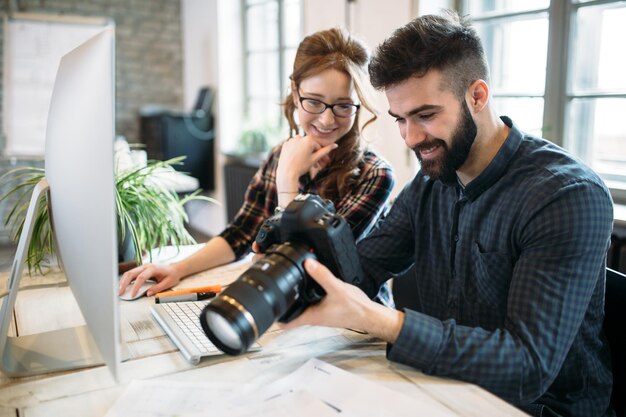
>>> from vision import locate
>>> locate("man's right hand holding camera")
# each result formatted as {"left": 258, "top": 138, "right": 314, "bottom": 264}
{"left": 280, "top": 258, "right": 405, "bottom": 344}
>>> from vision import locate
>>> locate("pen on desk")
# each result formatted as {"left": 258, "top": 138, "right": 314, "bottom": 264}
{"left": 155, "top": 291, "right": 217, "bottom": 304}
{"left": 154, "top": 284, "right": 222, "bottom": 298}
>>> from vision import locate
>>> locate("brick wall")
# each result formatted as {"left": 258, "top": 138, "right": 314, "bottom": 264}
{"left": 1, "top": 0, "right": 184, "bottom": 144}
{"left": 0, "top": 0, "right": 184, "bottom": 244}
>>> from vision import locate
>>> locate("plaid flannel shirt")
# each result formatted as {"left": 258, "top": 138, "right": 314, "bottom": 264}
{"left": 220, "top": 144, "right": 395, "bottom": 259}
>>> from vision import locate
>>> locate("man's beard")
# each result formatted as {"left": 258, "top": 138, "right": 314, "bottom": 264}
{"left": 414, "top": 100, "right": 477, "bottom": 185}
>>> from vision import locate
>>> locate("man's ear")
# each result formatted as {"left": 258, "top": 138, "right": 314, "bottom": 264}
{"left": 466, "top": 79, "right": 489, "bottom": 113}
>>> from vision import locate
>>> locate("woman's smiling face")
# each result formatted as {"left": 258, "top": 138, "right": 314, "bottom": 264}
{"left": 294, "top": 68, "right": 359, "bottom": 146}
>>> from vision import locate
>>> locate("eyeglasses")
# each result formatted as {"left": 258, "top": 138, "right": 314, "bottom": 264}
{"left": 297, "top": 89, "right": 360, "bottom": 118}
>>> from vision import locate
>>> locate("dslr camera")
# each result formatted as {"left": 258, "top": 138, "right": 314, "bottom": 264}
{"left": 199, "top": 194, "right": 365, "bottom": 355}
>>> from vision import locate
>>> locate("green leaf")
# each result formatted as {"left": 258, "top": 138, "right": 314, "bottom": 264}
{"left": 2, "top": 158, "right": 216, "bottom": 274}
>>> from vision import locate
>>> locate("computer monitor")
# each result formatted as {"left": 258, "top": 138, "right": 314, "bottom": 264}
{"left": 0, "top": 27, "right": 121, "bottom": 380}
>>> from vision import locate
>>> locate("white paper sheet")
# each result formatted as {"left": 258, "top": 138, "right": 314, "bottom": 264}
{"left": 203, "top": 391, "right": 339, "bottom": 417}
{"left": 238, "top": 358, "right": 457, "bottom": 417}
{"left": 104, "top": 379, "right": 234, "bottom": 417}
{"left": 106, "top": 358, "right": 458, "bottom": 417}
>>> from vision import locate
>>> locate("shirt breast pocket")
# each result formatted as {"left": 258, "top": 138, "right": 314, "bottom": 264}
{"left": 470, "top": 242, "right": 513, "bottom": 311}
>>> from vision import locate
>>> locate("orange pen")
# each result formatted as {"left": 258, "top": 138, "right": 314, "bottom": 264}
{"left": 155, "top": 284, "right": 222, "bottom": 298}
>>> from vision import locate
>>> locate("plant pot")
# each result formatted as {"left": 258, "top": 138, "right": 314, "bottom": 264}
{"left": 117, "top": 219, "right": 136, "bottom": 263}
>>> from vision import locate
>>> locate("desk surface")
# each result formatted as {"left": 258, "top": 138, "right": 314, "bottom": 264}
{"left": 0, "top": 246, "right": 528, "bottom": 417}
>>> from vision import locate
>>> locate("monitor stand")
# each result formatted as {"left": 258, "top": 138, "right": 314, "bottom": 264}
{"left": 0, "top": 179, "right": 105, "bottom": 377}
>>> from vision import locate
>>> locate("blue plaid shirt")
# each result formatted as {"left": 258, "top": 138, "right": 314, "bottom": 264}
{"left": 357, "top": 117, "right": 614, "bottom": 417}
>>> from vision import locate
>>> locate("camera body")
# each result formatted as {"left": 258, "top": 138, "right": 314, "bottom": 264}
{"left": 256, "top": 194, "right": 365, "bottom": 322}
{"left": 199, "top": 194, "right": 365, "bottom": 355}
{"left": 255, "top": 194, "right": 336, "bottom": 253}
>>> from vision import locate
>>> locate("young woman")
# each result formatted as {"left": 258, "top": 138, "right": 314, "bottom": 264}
{"left": 119, "top": 28, "right": 395, "bottom": 298}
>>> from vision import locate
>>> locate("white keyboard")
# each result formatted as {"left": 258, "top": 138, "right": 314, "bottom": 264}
{"left": 151, "top": 300, "right": 221, "bottom": 364}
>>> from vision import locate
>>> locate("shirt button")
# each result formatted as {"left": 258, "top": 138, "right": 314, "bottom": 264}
{"left": 454, "top": 234, "right": 459, "bottom": 242}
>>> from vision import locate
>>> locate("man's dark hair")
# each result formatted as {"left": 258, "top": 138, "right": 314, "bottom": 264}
{"left": 369, "top": 11, "right": 489, "bottom": 99}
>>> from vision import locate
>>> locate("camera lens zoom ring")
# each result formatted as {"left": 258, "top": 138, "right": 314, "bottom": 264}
{"left": 220, "top": 294, "right": 259, "bottom": 339}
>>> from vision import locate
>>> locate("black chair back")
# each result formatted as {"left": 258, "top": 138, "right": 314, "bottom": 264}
{"left": 140, "top": 87, "right": 216, "bottom": 190}
{"left": 605, "top": 268, "right": 626, "bottom": 417}
{"left": 193, "top": 87, "right": 215, "bottom": 118}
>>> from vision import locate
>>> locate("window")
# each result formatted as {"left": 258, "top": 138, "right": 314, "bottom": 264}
{"left": 242, "top": 0, "right": 301, "bottom": 148}
{"left": 462, "top": 0, "right": 626, "bottom": 202}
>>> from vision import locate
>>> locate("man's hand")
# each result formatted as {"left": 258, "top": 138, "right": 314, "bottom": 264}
{"left": 281, "top": 258, "right": 405, "bottom": 343}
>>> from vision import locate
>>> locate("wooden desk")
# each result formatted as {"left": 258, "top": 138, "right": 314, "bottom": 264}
{"left": 0, "top": 249, "right": 528, "bottom": 417}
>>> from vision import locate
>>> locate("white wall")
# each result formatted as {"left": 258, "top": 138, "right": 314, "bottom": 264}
{"left": 303, "top": 0, "right": 419, "bottom": 197}
{"left": 418, "top": 0, "right": 455, "bottom": 15}
{"left": 180, "top": 0, "right": 227, "bottom": 235}
{"left": 302, "top": 0, "right": 455, "bottom": 196}
{"left": 181, "top": 0, "right": 218, "bottom": 110}
{"left": 180, "top": 0, "right": 456, "bottom": 231}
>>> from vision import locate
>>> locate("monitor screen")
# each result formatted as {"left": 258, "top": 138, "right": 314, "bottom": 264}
{"left": 0, "top": 27, "right": 121, "bottom": 380}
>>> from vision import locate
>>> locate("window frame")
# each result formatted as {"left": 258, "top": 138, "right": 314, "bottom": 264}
{"left": 241, "top": 0, "right": 301, "bottom": 140}
{"left": 461, "top": 0, "right": 626, "bottom": 203}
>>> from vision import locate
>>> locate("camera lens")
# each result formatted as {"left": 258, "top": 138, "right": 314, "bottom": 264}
{"left": 202, "top": 309, "right": 244, "bottom": 351}
{"left": 200, "top": 242, "right": 314, "bottom": 355}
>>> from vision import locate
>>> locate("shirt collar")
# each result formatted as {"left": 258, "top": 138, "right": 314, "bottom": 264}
{"left": 460, "top": 116, "right": 522, "bottom": 201}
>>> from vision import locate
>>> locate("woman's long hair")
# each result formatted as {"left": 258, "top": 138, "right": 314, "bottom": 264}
{"left": 282, "top": 28, "right": 378, "bottom": 202}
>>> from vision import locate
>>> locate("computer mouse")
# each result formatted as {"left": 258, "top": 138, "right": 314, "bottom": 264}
{"left": 119, "top": 279, "right": 157, "bottom": 301}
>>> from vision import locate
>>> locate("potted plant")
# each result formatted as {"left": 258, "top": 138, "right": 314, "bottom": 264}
{"left": 0, "top": 156, "right": 215, "bottom": 275}
{"left": 237, "top": 123, "right": 285, "bottom": 158}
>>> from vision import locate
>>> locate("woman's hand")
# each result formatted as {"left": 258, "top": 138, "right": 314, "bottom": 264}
{"left": 276, "top": 135, "right": 337, "bottom": 187}
{"left": 118, "top": 263, "right": 184, "bottom": 297}
{"left": 251, "top": 241, "right": 265, "bottom": 263}
{"left": 276, "top": 135, "right": 337, "bottom": 206}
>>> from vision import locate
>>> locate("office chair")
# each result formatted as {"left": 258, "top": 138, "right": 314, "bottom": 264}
{"left": 140, "top": 87, "right": 216, "bottom": 190}
{"left": 605, "top": 267, "right": 626, "bottom": 417}
{"left": 609, "top": 233, "right": 625, "bottom": 271}
{"left": 391, "top": 265, "right": 419, "bottom": 311}
{"left": 192, "top": 87, "right": 214, "bottom": 120}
